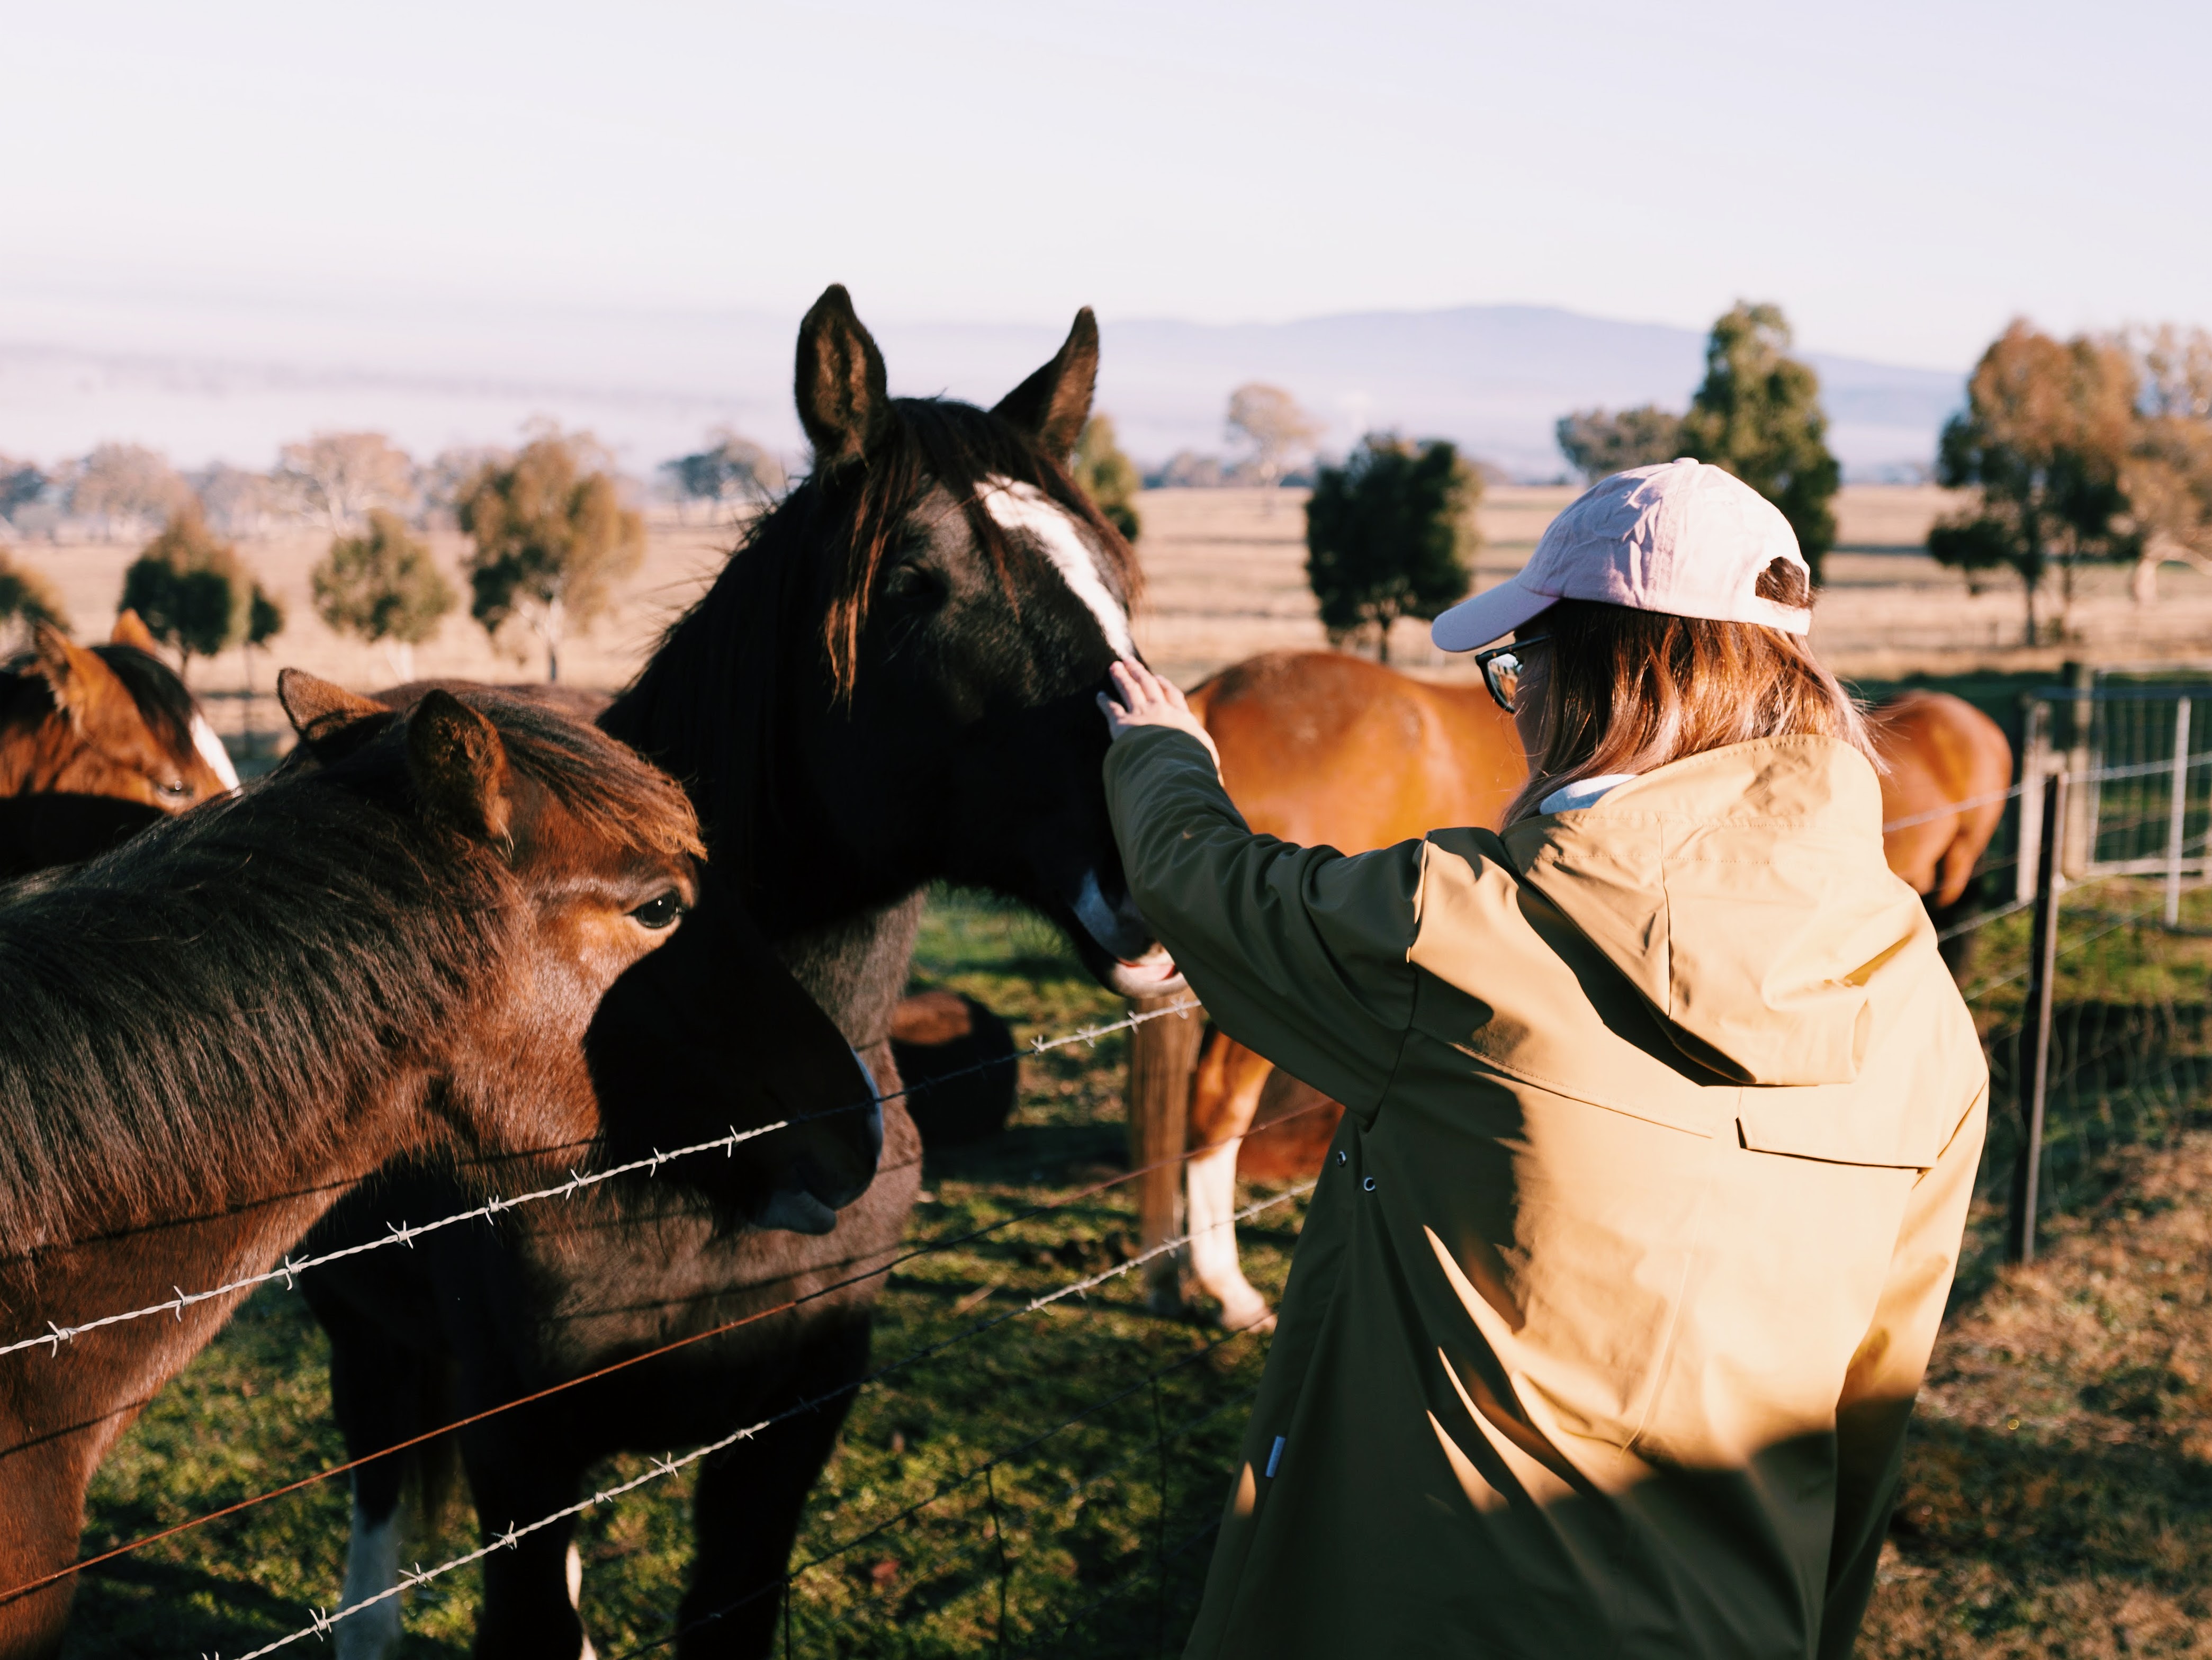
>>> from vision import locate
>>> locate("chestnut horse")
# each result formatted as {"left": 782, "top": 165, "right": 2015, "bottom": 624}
{"left": 300, "top": 286, "right": 1173, "bottom": 1660}
{"left": 0, "top": 613, "right": 238, "bottom": 878}
{"left": 1165, "top": 653, "right": 2015, "bottom": 1330}
{"left": 0, "top": 674, "right": 873, "bottom": 1658}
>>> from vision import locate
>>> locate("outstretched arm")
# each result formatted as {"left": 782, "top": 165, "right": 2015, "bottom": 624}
{"left": 1101, "top": 661, "right": 1422, "bottom": 1121}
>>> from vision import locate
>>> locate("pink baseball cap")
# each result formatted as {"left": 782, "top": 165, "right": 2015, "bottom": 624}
{"left": 1431, "top": 458, "right": 1812, "bottom": 652}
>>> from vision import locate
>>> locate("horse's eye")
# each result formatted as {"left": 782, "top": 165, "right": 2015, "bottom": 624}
{"left": 882, "top": 561, "right": 938, "bottom": 603}
{"left": 628, "top": 891, "right": 685, "bottom": 930}
{"left": 158, "top": 778, "right": 192, "bottom": 799}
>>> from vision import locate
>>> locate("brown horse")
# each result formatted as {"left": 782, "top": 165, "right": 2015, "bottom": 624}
{"left": 1868, "top": 689, "right": 2015, "bottom": 956}
{"left": 0, "top": 672, "right": 859, "bottom": 1659}
{"left": 0, "top": 613, "right": 239, "bottom": 878}
{"left": 1167, "top": 652, "right": 2015, "bottom": 1330}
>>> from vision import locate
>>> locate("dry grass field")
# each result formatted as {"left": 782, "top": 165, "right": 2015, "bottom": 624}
{"left": 12, "top": 483, "right": 2212, "bottom": 743}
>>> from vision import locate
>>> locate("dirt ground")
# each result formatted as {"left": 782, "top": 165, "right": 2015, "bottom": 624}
{"left": 1862, "top": 1132, "right": 2212, "bottom": 1656}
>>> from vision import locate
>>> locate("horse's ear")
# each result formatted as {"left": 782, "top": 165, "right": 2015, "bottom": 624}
{"left": 277, "top": 668, "right": 388, "bottom": 747}
{"left": 993, "top": 308, "right": 1099, "bottom": 459}
{"left": 110, "top": 609, "right": 160, "bottom": 654}
{"left": 795, "top": 284, "right": 890, "bottom": 469}
{"left": 30, "top": 624, "right": 129, "bottom": 726}
{"left": 406, "top": 689, "right": 512, "bottom": 844}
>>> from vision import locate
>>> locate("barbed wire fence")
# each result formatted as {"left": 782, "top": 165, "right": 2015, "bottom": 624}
{"left": 1949, "top": 679, "right": 2212, "bottom": 1261}
{"left": 2, "top": 994, "right": 1325, "bottom": 1658}
{"left": 21, "top": 670, "right": 2212, "bottom": 1656}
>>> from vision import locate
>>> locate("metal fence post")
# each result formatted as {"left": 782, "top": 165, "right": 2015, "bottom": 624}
{"left": 2166, "top": 697, "right": 2192, "bottom": 929}
{"left": 2009, "top": 768, "right": 2067, "bottom": 1266}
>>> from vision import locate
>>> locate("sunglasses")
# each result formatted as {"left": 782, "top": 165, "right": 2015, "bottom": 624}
{"left": 1473, "top": 634, "right": 1549, "bottom": 712}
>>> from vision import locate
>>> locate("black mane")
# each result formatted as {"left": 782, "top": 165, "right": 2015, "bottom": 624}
{"left": 603, "top": 396, "right": 1138, "bottom": 886}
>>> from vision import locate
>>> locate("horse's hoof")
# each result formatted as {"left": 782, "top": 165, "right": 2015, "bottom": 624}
{"left": 1215, "top": 1292, "right": 1275, "bottom": 1336}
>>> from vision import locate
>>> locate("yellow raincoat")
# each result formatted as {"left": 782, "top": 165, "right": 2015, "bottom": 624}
{"left": 1104, "top": 727, "right": 1989, "bottom": 1660}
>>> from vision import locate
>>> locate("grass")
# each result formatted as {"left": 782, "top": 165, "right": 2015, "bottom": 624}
{"left": 58, "top": 891, "right": 1307, "bottom": 1659}
{"left": 52, "top": 866, "right": 2212, "bottom": 1658}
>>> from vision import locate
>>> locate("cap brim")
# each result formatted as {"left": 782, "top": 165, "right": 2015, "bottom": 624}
{"left": 1429, "top": 576, "right": 1555, "bottom": 653}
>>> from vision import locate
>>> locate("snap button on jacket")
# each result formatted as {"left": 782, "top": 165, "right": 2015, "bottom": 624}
{"left": 1103, "top": 729, "right": 1989, "bottom": 1660}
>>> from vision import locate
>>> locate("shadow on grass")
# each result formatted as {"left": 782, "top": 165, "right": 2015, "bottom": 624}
{"left": 62, "top": 1554, "right": 362, "bottom": 1660}
{"left": 1887, "top": 1416, "right": 2212, "bottom": 1629}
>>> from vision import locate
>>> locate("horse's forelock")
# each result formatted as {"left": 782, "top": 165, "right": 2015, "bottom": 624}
{"left": 816, "top": 398, "right": 1141, "bottom": 696}
{"left": 449, "top": 691, "right": 704, "bottom": 863}
{"left": 92, "top": 643, "right": 200, "bottom": 758}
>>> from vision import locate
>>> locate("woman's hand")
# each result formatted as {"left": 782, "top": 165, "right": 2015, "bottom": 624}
{"left": 1099, "top": 660, "right": 1222, "bottom": 773}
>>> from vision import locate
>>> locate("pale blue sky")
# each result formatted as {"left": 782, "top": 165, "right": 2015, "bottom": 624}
{"left": 3, "top": 0, "right": 2207, "bottom": 371}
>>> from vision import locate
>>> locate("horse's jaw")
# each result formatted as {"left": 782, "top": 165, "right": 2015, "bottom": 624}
{"left": 1073, "top": 872, "right": 1188, "bottom": 999}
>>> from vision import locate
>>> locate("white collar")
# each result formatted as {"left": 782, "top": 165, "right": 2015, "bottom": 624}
{"left": 1539, "top": 774, "right": 1639, "bottom": 814}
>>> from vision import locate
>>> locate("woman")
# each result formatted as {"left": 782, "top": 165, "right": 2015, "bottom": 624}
{"left": 1101, "top": 459, "right": 1987, "bottom": 1659}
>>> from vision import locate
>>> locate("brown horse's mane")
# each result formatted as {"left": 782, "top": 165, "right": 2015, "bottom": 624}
{"left": 0, "top": 642, "right": 200, "bottom": 755}
{"left": 604, "top": 396, "right": 1139, "bottom": 877}
{"left": 0, "top": 690, "right": 698, "bottom": 1259}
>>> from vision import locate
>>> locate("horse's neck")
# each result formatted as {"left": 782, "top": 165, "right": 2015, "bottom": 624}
{"left": 775, "top": 890, "right": 925, "bottom": 1051}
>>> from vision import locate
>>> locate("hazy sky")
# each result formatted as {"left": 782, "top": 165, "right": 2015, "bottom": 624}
{"left": 4, "top": 0, "right": 2207, "bottom": 370}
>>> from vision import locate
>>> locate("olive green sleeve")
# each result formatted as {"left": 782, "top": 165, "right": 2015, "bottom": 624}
{"left": 1102, "top": 725, "right": 1422, "bottom": 1120}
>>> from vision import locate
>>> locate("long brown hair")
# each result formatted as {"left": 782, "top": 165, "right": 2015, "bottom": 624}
{"left": 1504, "top": 596, "right": 1873, "bottom": 825}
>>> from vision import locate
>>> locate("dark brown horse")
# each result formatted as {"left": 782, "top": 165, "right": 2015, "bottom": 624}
{"left": 0, "top": 672, "right": 869, "bottom": 1659}
{"left": 300, "top": 285, "right": 1173, "bottom": 1660}
{"left": 1161, "top": 651, "right": 2016, "bottom": 1330}
{"left": 0, "top": 613, "right": 238, "bottom": 878}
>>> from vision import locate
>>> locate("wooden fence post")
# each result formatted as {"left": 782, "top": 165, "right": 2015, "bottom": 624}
{"left": 1126, "top": 995, "right": 1202, "bottom": 1314}
{"left": 2009, "top": 768, "right": 2066, "bottom": 1266}
{"left": 2017, "top": 697, "right": 2049, "bottom": 905}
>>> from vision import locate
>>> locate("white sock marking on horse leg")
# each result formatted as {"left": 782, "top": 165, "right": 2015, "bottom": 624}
{"left": 566, "top": 1540, "right": 598, "bottom": 1659}
{"left": 1185, "top": 1142, "right": 1272, "bottom": 1332}
{"left": 337, "top": 1496, "right": 404, "bottom": 1660}
{"left": 190, "top": 713, "right": 241, "bottom": 791}
{"left": 977, "top": 478, "right": 1135, "bottom": 660}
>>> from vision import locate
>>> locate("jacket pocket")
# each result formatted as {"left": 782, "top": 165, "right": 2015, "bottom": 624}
{"left": 1734, "top": 1088, "right": 1942, "bottom": 1169}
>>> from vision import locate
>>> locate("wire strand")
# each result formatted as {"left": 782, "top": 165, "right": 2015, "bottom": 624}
{"left": 207, "top": 1184, "right": 1313, "bottom": 1660}
{"left": 0, "top": 999, "right": 1200, "bottom": 1360}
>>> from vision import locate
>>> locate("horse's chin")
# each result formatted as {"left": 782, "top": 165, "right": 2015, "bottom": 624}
{"left": 1100, "top": 946, "right": 1186, "bottom": 999}
{"left": 753, "top": 1190, "right": 841, "bottom": 1235}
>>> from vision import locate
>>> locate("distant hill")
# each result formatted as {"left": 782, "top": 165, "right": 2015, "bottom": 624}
{"left": 0, "top": 288, "right": 1961, "bottom": 482}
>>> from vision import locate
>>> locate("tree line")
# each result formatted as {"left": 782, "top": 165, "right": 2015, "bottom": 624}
{"left": 0, "top": 426, "right": 790, "bottom": 681}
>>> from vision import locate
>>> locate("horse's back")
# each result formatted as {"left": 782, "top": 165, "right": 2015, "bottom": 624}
{"left": 1870, "top": 690, "right": 2012, "bottom": 905}
{"left": 1191, "top": 650, "right": 1523, "bottom": 850}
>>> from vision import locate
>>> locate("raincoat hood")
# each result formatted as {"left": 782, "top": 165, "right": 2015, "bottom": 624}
{"left": 1503, "top": 737, "right": 1925, "bottom": 1088}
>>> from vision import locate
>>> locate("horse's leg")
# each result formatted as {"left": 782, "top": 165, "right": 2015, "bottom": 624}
{"left": 316, "top": 1296, "right": 427, "bottom": 1660}
{"left": 675, "top": 1318, "right": 871, "bottom": 1660}
{"left": 0, "top": 1434, "right": 91, "bottom": 1660}
{"left": 1184, "top": 1033, "right": 1277, "bottom": 1333}
{"left": 460, "top": 1407, "right": 594, "bottom": 1660}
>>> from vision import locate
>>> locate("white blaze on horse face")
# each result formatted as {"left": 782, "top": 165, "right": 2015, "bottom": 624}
{"left": 977, "top": 478, "right": 1135, "bottom": 661}
{"left": 191, "top": 713, "right": 241, "bottom": 791}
